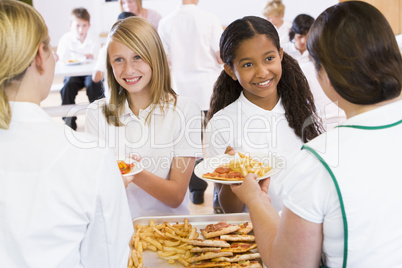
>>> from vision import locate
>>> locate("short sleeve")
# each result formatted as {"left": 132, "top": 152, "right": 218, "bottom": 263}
{"left": 280, "top": 150, "right": 337, "bottom": 224}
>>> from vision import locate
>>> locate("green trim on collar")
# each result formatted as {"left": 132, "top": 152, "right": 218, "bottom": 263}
{"left": 336, "top": 119, "right": 402, "bottom": 130}
{"left": 302, "top": 145, "right": 349, "bottom": 268}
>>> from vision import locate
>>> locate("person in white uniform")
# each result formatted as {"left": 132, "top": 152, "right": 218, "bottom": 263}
{"left": 231, "top": 2, "right": 402, "bottom": 267}
{"left": 85, "top": 17, "right": 202, "bottom": 219}
{"left": 119, "top": 0, "right": 162, "bottom": 29}
{"left": 282, "top": 14, "right": 314, "bottom": 65}
{"left": 158, "top": 0, "right": 224, "bottom": 205}
{"left": 0, "top": 1, "right": 133, "bottom": 267}
{"left": 204, "top": 16, "right": 322, "bottom": 213}
{"left": 262, "top": 0, "right": 292, "bottom": 46}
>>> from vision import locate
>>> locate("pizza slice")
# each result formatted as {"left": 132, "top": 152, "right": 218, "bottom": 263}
{"left": 221, "top": 242, "right": 257, "bottom": 253}
{"left": 211, "top": 252, "right": 261, "bottom": 263}
{"left": 188, "top": 238, "right": 230, "bottom": 248}
{"left": 187, "top": 251, "right": 233, "bottom": 263}
{"left": 202, "top": 166, "right": 245, "bottom": 181}
{"left": 230, "top": 260, "right": 262, "bottom": 267}
{"left": 201, "top": 222, "right": 241, "bottom": 239}
{"left": 220, "top": 234, "right": 255, "bottom": 242}
{"left": 188, "top": 260, "right": 232, "bottom": 267}
{"left": 237, "top": 222, "right": 253, "bottom": 234}
{"left": 191, "top": 247, "right": 222, "bottom": 253}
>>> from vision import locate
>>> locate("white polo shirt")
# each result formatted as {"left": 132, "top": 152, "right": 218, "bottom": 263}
{"left": 276, "top": 20, "right": 292, "bottom": 46}
{"left": 204, "top": 92, "right": 303, "bottom": 210}
{"left": 57, "top": 31, "right": 100, "bottom": 63}
{"left": 0, "top": 102, "right": 133, "bottom": 268}
{"left": 85, "top": 96, "right": 202, "bottom": 219}
{"left": 282, "top": 41, "right": 311, "bottom": 65}
{"left": 158, "top": 4, "right": 223, "bottom": 111}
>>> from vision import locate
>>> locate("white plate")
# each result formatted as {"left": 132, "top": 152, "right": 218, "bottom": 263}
{"left": 194, "top": 153, "right": 281, "bottom": 185}
{"left": 117, "top": 157, "right": 143, "bottom": 177}
{"left": 63, "top": 60, "right": 83, "bottom": 66}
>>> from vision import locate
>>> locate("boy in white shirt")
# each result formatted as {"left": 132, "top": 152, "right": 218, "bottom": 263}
{"left": 57, "top": 8, "right": 104, "bottom": 130}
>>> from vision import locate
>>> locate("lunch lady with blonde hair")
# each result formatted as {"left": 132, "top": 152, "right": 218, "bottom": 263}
{"left": 231, "top": 1, "right": 402, "bottom": 267}
{"left": 85, "top": 17, "right": 202, "bottom": 219}
{"left": 0, "top": 1, "right": 133, "bottom": 267}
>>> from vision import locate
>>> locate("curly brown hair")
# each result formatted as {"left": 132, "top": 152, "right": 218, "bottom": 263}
{"left": 208, "top": 16, "right": 322, "bottom": 142}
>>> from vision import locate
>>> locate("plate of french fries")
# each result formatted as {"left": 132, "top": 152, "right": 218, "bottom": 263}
{"left": 194, "top": 152, "right": 281, "bottom": 184}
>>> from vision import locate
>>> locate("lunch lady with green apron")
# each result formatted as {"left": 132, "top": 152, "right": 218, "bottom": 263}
{"left": 230, "top": 1, "right": 402, "bottom": 267}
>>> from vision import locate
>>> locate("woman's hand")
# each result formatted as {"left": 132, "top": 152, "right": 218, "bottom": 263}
{"left": 231, "top": 174, "right": 271, "bottom": 206}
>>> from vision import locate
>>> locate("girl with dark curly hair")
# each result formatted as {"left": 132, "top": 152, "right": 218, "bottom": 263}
{"left": 204, "top": 16, "right": 322, "bottom": 213}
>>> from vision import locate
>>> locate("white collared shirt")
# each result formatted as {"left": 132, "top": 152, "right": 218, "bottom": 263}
{"left": 85, "top": 96, "right": 202, "bottom": 219}
{"left": 204, "top": 92, "right": 303, "bottom": 210}
{"left": 276, "top": 20, "right": 292, "bottom": 46}
{"left": 57, "top": 31, "right": 100, "bottom": 63}
{"left": 0, "top": 102, "right": 133, "bottom": 268}
{"left": 282, "top": 41, "right": 312, "bottom": 65}
{"left": 158, "top": 4, "right": 223, "bottom": 110}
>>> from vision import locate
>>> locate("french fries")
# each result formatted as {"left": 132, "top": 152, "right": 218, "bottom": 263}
{"left": 226, "top": 152, "right": 271, "bottom": 177}
{"left": 127, "top": 218, "right": 196, "bottom": 268}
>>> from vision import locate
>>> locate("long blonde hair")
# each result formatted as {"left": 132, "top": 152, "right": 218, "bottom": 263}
{"left": 104, "top": 17, "right": 176, "bottom": 126}
{"left": 0, "top": 0, "right": 49, "bottom": 130}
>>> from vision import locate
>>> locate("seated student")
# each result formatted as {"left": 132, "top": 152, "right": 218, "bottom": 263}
{"left": 92, "top": 11, "right": 136, "bottom": 98}
{"left": 57, "top": 8, "right": 104, "bottom": 130}
{"left": 262, "top": 0, "right": 292, "bottom": 46}
{"left": 0, "top": 1, "right": 133, "bottom": 267}
{"left": 282, "top": 14, "right": 314, "bottom": 65}
{"left": 231, "top": 2, "right": 402, "bottom": 267}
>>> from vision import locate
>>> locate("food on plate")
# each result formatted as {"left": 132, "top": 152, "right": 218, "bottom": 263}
{"left": 211, "top": 253, "right": 261, "bottom": 263}
{"left": 200, "top": 222, "right": 241, "bottom": 238}
{"left": 202, "top": 152, "right": 271, "bottom": 181}
{"left": 221, "top": 242, "right": 258, "bottom": 253}
{"left": 66, "top": 59, "right": 79, "bottom": 63}
{"left": 237, "top": 222, "right": 253, "bottom": 234}
{"left": 127, "top": 218, "right": 261, "bottom": 268}
{"left": 117, "top": 160, "right": 135, "bottom": 175}
{"left": 187, "top": 239, "right": 230, "bottom": 248}
{"left": 220, "top": 234, "right": 255, "bottom": 242}
{"left": 230, "top": 260, "right": 263, "bottom": 267}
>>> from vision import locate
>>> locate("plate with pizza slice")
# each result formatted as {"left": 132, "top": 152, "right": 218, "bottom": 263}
{"left": 194, "top": 152, "right": 281, "bottom": 184}
{"left": 117, "top": 156, "right": 143, "bottom": 177}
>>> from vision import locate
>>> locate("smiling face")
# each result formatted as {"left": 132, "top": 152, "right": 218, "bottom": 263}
{"left": 224, "top": 34, "right": 283, "bottom": 109}
{"left": 108, "top": 39, "right": 152, "bottom": 96}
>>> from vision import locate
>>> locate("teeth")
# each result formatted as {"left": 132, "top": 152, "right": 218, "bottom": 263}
{"left": 125, "top": 77, "right": 140, "bottom": 83}
{"left": 257, "top": 79, "right": 272, "bottom": 86}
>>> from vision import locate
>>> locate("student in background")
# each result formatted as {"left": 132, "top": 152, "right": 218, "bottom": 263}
{"left": 119, "top": 0, "right": 162, "bottom": 29}
{"left": 231, "top": 2, "right": 402, "bottom": 267}
{"left": 85, "top": 17, "right": 202, "bottom": 219}
{"left": 158, "top": 0, "right": 224, "bottom": 207}
{"left": 0, "top": 1, "right": 133, "bottom": 267}
{"left": 57, "top": 8, "right": 104, "bottom": 130}
{"left": 262, "top": 0, "right": 292, "bottom": 46}
{"left": 204, "top": 16, "right": 322, "bottom": 213}
{"left": 282, "top": 14, "right": 314, "bottom": 65}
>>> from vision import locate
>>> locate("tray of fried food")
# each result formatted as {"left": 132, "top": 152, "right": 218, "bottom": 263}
{"left": 127, "top": 213, "right": 262, "bottom": 268}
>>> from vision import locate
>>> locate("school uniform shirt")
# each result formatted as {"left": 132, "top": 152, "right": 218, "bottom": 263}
{"left": 280, "top": 100, "right": 402, "bottom": 267}
{"left": 276, "top": 20, "right": 292, "bottom": 46}
{"left": 282, "top": 41, "right": 311, "bottom": 65}
{"left": 85, "top": 96, "right": 202, "bottom": 219}
{"left": 300, "top": 61, "right": 346, "bottom": 130}
{"left": 145, "top": 8, "right": 162, "bottom": 30}
{"left": 0, "top": 102, "right": 133, "bottom": 268}
{"left": 204, "top": 92, "right": 303, "bottom": 211}
{"left": 158, "top": 4, "right": 223, "bottom": 111}
{"left": 57, "top": 31, "right": 100, "bottom": 63}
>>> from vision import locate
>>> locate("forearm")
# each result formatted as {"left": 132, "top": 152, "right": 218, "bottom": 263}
{"left": 246, "top": 198, "right": 280, "bottom": 266}
{"left": 131, "top": 169, "right": 187, "bottom": 208}
{"left": 219, "top": 184, "right": 245, "bottom": 213}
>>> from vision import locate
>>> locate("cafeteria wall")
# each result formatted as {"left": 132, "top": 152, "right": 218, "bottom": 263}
{"left": 35, "top": 0, "right": 338, "bottom": 48}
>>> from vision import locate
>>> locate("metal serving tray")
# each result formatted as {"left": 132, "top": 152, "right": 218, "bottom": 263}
{"left": 131, "top": 213, "right": 251, "bottom": 268}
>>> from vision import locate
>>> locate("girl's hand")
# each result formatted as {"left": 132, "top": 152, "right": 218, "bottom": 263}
{"left": 231, "top": 174, "right": 271, "bottom": 206}
{"left": 129, "top": 153, "right": 142, "bottom": 162}
{"left": 225, "top": 146, "right": 236, "bottom": 155}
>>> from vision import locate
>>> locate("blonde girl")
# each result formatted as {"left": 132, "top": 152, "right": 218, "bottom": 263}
{"left": 85, "top": 17, "right": 202, "bottom": 219}
{"left": 119, "top": 0, "right": 162, "bottom": 29}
